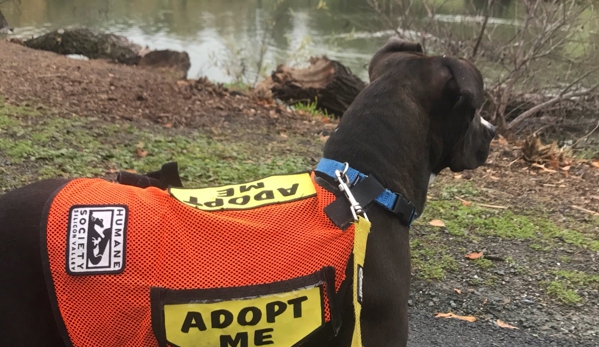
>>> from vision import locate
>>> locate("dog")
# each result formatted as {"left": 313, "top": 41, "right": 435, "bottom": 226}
{"left": 0, "top": 38, "right": 494, "bottom": 347}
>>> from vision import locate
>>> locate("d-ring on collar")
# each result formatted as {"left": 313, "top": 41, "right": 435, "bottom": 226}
{"left": 315, "top": 158, "right": 418, "bottom": 227}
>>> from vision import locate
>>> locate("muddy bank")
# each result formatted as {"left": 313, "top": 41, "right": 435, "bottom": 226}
{"left": 0, "top": 40, "right": 332, "bottom": 140}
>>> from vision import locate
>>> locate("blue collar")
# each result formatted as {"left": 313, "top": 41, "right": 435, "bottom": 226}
{"left": 315, "top": 158, "right": 418, "bottom": 227}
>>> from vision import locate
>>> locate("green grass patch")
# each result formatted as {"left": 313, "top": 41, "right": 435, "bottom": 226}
{"left": 411, "top": 237, "right": 459, "bottom": 281}
{"left": 474, "top": 258, "right": 494, "bottom": 269}
{"left": 439, "top": 182, "right": 479, "bottom": 199}
{"left": 293, "top": 99, "right": 330, "bottom": 118}
{"left": 422, "top": 200, "right": 599, "bottom": 251}
{"left": 0, "top": 99, "right": 315, "bottom": 191}
{"left": 545, "top": 281, "right": 582, "bottom": 305}
{"left": 529, "top": 243, "right": 551, "bottom": 252}
{"left": 544, "top": 270, "right": 599, "bottom": 305}
{"left": 223, "top": 81, "right": 250, "bottom": 92}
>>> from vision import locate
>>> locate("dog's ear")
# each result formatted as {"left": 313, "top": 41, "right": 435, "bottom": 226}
{"left": 442, "top": 57, "right": 484, "bottom": 112}
{"left": 369, "top": 37, "right": 423, "bottom": 82}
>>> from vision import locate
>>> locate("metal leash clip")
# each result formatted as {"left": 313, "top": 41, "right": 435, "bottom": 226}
{"left": 334, "top": 163, "right": 369, "bottom": 222}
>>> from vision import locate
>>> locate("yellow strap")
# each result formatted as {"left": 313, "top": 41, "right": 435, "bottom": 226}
{"left": 351, "top": 216, "right": 371, "bottom": 347}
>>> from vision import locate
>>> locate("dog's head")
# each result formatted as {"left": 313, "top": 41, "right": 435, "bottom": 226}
{"left": 369, "top": 38, "right": 495, "bottom": 174}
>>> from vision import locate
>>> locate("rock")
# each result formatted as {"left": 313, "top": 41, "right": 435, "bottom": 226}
{"left": 138, "top": 50, "right": 191, "bottom": 79}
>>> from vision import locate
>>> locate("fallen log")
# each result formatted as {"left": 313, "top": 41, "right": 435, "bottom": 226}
{"left": 22, "top": 28, "right": 191, "bottom": 78}
{"left": 259, "top": 57, "right": 367, "bottom": 118}
{"left": 23, "top": 28, "right": 144, "bottom": 64}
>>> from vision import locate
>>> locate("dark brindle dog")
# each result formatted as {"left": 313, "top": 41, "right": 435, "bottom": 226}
{"left": 0, "top": 38, "right": 494, "bottom": 346}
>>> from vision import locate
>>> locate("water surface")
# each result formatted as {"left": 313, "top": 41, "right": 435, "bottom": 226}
{"left": 2, "top": 0, "right": 596, "bottom": 85}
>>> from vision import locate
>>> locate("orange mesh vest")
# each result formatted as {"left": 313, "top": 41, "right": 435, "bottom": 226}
{"left": 42, "top": 172, "right": 354, "bottom": 347}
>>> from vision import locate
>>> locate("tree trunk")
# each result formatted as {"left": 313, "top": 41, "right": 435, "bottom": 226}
{"left": 260, "top": 57, "right": 367, "bottom": 118}
{"left": 23, "top": 28, "right": 144, "bottom": 65}
{"left": 0, "top": 10, "right": 12, "bottom": 35}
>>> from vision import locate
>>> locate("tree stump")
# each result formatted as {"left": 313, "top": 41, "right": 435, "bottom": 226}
{"left": 260, "top": 57, "right": 367, "bottom": 118}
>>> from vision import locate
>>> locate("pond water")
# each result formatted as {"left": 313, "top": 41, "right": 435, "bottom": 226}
{"left": 2, "top": 0, "right": 524, "bottom": 83}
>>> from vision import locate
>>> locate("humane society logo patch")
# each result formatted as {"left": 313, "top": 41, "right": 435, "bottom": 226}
{"left": 66, "top": 205, "right": 128, "bottom": 275}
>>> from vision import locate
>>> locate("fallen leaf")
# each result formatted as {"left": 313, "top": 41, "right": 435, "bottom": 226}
{"left": 453, "top": 174, "right": 463, "bottom": 179}
{"left": 497, "top": 136, "right": 509, "bottom": 146}
{"left": 497, "top": 320, "right": 519, "bottom": 329}
{"left": 531, "top": 163, "right": 557, "bottom": 173}
{"left": 125, "top": 169, "right": 137, "bottom": 174}
{"left": 454, "top": 288, "right": 462, "bottom": 295}
{"left": 549, "top": 157, "right": 560, "bottom": 170}
{"left": 429, "top": 219, "right": 446, "bottom": 227}
{"left": 591, "top": 160, "right": 599, "bottom": 169}
{"left": 435, "top": 312, "right": 477, "bottom": 322}
{"left": 455, "top": 196, "right": 471, "bottom": 206}
{"left": 164, "top": 123, "right": 173, "bottom": 128}
{"left": 483, "top": 298, "right": 488, "bottom": 305}
{"left": 465, "top": 251, "right": 483, "bottom": 260}
{"left": 136, "top": 148, "right": 148, "bottom": 158}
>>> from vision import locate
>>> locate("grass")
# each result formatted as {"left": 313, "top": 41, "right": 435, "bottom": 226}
{"left": 545, "top": 281, "right": 582, "bottom": 305}
{"left": 544, "top": 269, "right": 599, "bottom": 305}
{"left": 293, "top": 99, "right": 330, "bottom": 118}
{"left": 474, "top": 258, "right": 494, "bottom": 269}
{"left": 419, "top": 191, "right": 599, "bottom": 252}
{"left": 411, "top": 236, "right": 459, "bottom": 281}
{"left": 223, "top": 81, "right": 251, "bottom": 92}
{"left": 0, "top": 99, "right": 314, "bottom": 191}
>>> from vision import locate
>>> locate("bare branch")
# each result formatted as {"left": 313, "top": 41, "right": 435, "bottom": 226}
{"left": 471, "top": 0, "right": 493, "bottom": 60}
{"left": 507, "top": 83, "right": 599, "bottom": 130}
{"left": 571, "top": 120, "right": 599, "bottom": 149}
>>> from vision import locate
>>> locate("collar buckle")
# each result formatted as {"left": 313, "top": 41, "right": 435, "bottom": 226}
{"left": 391, "top": 195, "right": 417, "bottom": 227}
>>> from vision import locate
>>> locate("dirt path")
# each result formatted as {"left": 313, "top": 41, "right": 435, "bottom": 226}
{"left": 1, "top": 40, "right": 598, "bottom": 346}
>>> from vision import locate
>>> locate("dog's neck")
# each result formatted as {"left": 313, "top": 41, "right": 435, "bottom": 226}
{"left": 322, "top": 84, "right": 432, "bottom": 215}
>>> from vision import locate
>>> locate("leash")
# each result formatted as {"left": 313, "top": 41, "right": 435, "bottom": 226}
{"left": 317, "top": 159, "right": 417, "bottom": 347}
{"left": 328, "top": 162, "right": 369, "bottom": 347}
{"left": 351, "top": 216, "right": 370, "bottom": 347}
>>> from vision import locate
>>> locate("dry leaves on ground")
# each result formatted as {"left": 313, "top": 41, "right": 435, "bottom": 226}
{"left": 497, "top": 320, "right": 519, "bottom": 329}
{"left": 429, "top": 219, "right": 446, "bottom": 227}
{"left": 435, "top": 312, "right": 477, "bottom": 322}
